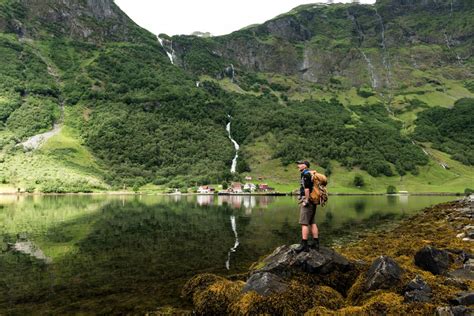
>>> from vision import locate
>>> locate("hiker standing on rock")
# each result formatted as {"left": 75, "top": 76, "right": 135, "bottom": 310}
{"left": 295, "top": 160, "right": 319, "bottom": 252}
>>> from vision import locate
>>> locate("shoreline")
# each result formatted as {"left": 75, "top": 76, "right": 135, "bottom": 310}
{"left": 179, "top": 197, "right": 474, "bottom": 315}
{"left": 0, "top": 191, "right": 466, "bottom": 197}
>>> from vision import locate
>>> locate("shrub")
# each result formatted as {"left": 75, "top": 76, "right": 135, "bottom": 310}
{"left": 353, "top": 175, "right": 365, "bottom": 187}
{"left": 386, "top": 185, "right": 397, "bottom": 194}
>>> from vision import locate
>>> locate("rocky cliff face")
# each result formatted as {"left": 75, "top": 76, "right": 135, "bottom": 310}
{"left": 0, "top": 0, "right": 146, "bottom": 42}
{"left": 171, "top": 0, "right": 473, "bottom": 89}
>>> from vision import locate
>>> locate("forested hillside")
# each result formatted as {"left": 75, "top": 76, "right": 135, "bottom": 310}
{"left": 0, "top": 0, "right": 472, "bottom": 193}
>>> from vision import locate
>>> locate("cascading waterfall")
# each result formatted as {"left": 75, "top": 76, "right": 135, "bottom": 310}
{"left": 230, "top": 64, "right": 235, "bottom": 82}
{"left": 361, "top": 51, "right": 378, "bottom": 89}
{"left": 157, "top": 36, "right": 176, "bottom": 65}
{"left": 225, "top": 215, "right": 240, "bottom": 270}
{"left": 347, "top": 11, "right": 378, "bottom": 89}
{"left": 226, "top": 115, "right": 240, "bottom": 173}
{"left": 375, "top": 9, "right": 392, "bottom": 87}
{"left": 443, "top": 32, "right": 463, "bottom": 66}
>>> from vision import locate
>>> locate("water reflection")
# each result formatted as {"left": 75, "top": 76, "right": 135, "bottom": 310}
{"left": 0, "top": 194, "right": 456, "bottom": 314}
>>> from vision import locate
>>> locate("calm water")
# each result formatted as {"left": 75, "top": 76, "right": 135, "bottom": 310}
{"left": 0, "top": 194, "right": 456, "bottom": 314}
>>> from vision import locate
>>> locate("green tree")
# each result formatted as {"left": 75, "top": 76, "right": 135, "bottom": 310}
{"left": 386, "top": 185, "right": 397, "bottom": 194}
{"left": 353, "top": 175, "right": 365, "bottom": 187}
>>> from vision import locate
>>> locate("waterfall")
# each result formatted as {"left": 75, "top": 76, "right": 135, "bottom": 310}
{"left": 196, "top": 81, "right": 200, "bottom": 87}
{"left": 230, "top": 64, "right": 235, "bottom": 82}
{"left": 226, "top": 115, "right": 240, "bottom": 173}
{"left": 443, "top": 32, "right": 463, "bottom": 66}
{"left": 347, "top": 11, "right": 377, "bottom": 89}
{"left": 361, "top": 51, "right": 378, "bottom": 89}
{"left": 375, "top": 9, "right": 392, "bottom": 87}
{"left": 225, "top": 215, "right": 240, "bottom": 270}
{"left": 157, "top": 36, "right": 176, "bottom": 65}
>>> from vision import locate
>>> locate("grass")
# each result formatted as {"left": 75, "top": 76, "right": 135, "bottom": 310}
{"left": 0, "top": 125, "right": 109, "bottom": 192}
{"left": 241, "top": 135, "right": 474, "bottom": 194}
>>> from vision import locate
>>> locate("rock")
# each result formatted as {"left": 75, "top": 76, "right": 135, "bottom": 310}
{"left": 252, "top": 245, "right": 357, "bottom": 294}
{"left": 456, "top": 233, "right": 465, "bottom": 238}
{"left": 414, "top": 246, "right": 451, "bottom": 275}
{"left": 461, "top": 238, "right": 473, "bottom": 242}
{"left": 449, "top": 268, "right": 474, "bottom": 281}
{"left": 449, "top": 292, "right": 474, "bottom": 306}
{"left": 242, "top": 272, "right": 288, "bottom": 296}
{"left": 365, "top": 256, "right": 403, "bottom": 291}
{"left": 253, "top": 245, "right": 353, "bottom": 276}
{"left": 436, "top": 306, "right": 473, "bottom": 316}
{"left": 443, "top": 278, "right": 468, "bottom": 291}
{"left": 403, "top": 275, "right": 432, "bottom": 302}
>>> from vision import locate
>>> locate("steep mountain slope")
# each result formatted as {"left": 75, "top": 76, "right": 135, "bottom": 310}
{"left": 0, "top": 0, "right": 472, "bottom": 193}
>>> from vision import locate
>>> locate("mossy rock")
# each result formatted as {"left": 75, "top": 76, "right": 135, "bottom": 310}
{"left": 181, "top": 273, "right": 226, "bottom": 300}
{"left": 306, "top": 292, "right": 436, "bottom": 315}
{"left": 229, "top": 281, "right": 344, "bottom": 315}
{"left": 193, "top": 280, "right": 244, "bottom": 315}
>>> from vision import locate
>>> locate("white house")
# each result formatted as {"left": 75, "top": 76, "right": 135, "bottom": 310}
{"left": 243, "top": 183, "right": 257, "bottom": 192}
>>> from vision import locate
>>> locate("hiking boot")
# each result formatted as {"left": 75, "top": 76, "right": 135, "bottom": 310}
{"left": 310, "top": 238, "right": 320, "bottom": 251}
{"left": 295, "top": 239, "right": 309, "bottom": 253}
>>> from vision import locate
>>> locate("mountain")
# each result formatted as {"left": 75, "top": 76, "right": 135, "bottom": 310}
{"left": 0, "top": 0, "right": 472, "bottom": 193}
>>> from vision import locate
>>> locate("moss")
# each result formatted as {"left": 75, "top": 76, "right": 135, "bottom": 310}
{"left": 229, "top": 281, "right": 344, "bottom": 315}
{"left": 181, "top": 273, "right": 226, "bottom": 300}
{"left": 192, "top": 280, "right": 244, "bottom": 315}
{"left": 186, "top": 200, "right": 473, "bottom": 315}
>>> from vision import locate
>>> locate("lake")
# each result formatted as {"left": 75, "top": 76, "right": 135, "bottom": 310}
{"left": 0, "top": 194, "right": 457, "bottom": 314}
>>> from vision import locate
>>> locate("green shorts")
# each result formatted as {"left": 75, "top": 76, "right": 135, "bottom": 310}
{"left": 299, "top": 202, "right": 316, "bottom": 225}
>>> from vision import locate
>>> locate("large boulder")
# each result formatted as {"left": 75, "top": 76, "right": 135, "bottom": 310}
{"left": 365, "top": 256, "right": 403, "bottom": 291}
{"left": 253, "top": 245, "right": 353, "bottom": 276}
{"left": 242, "top": 272, "right": 288, "bottom": 296}
{"left": 414, "top": 246, "right": 451, "bottom": 275}
{"left": 252, "top": 245, "right": 357, "bottom": 294}
{"left": 403, "top": 275, "right": 432, "bottom": 302}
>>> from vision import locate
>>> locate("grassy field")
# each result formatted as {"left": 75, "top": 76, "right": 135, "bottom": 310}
{"left": 0, "top": 126, "right": 109, "bottom": 193}
{"left": 241, "top": 135, "right": 474, "bottom": 194}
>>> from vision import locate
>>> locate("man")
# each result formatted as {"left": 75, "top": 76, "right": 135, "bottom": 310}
{"left": 295, "top": 160, "right": 319, "bottom": 252}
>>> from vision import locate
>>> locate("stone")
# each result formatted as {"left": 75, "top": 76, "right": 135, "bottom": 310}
{"left": 252, "top": 245, "right": 357, "bottom": 294}
{"left": 242, "top": 272, "right": 288, "bottom": 296}
{"left": 365, "top": 256, "right": 403, "bottom": 291}
{"left": 461, "top": 238, "right": 473, "bottom": 242}
{"left": 449, "top": 292, "right": 474, "bottom": 306}
{"left": 403, "top": 275, "right": 432, "bottom": 302}
{"left": 456, "top": 233, "right": 465, "bottom": 238}
{"left": 436, "top": 306, "right": 474, "bottom": 316}
{"left": 414, "top": 246, "right": 451, "bottom": 275}
{"left": 253, "top": 245, "right": 353, "bottom": 276}
{"left": 443, "top": 278, "right": 468, "bottom": 291}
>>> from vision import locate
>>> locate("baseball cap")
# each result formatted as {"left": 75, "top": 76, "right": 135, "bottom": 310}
{"left": 296, "top": 160, "right": 310, "bottom": 168}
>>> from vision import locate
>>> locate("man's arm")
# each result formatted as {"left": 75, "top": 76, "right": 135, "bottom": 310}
{"left": 304, "top": 188, "right": 310, "bottom": 204}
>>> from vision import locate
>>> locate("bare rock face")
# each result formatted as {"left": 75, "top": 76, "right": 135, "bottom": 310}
{"left": 263, "top": 16, "right": 312, "bottom": 42}
{"left": 1, "top": 0, "right": 145, "bottom": 42}
{"left": 365, "top": 256, "right": 403, "bottom": 291}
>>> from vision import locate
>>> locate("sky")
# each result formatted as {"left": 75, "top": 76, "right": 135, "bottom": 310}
{"left": 114, "top": 0, "right": 376, "bottom": 36}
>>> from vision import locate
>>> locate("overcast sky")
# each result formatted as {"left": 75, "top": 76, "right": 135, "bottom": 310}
{"left": 114, "top": 0, "right": 376, "bottom": 36}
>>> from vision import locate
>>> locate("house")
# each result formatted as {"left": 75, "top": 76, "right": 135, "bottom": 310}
{"left": 230, "top": 182, "right": 243, "bottom": 193}
{"left": 258, "top": 184, "right": 275, "bottom": 192}
{"left": 197, "top": 185, "right": 215, "bottom": 194}
{"left": 243, "top": 183, "right": 257, "bottom": 192}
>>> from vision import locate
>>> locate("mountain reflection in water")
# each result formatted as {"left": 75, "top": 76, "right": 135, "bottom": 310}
{"left": 0, "top": 194, "right": 455, "bottom": 314}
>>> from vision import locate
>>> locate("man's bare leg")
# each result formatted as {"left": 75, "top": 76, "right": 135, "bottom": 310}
{"left": 311, "top": 224, "right": 318, "bottom": 239}
{"left": 302, "top": 224, "right": 309, "bottom": 240}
